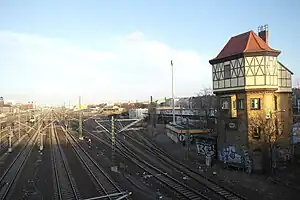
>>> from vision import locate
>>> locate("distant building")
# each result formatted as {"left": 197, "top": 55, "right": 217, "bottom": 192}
{"left": 4, "top": 100, "right": 16, "bottom": 105}
{"left": 175, "top": 97, "right": 191, "bottom": 108}
{"left": 209, "top": 25, "right": 293, "bottom": 172}
{"left": 20, "top": 104, "right": 34, "bottom": 110}
{"left": 129, "top": 108, "right": 148, "bottom": 119}
{"left": 292, "top": 88, "right": 300, "bottom": 115}
{"left": 190, "top": 95, "right": 218, "bottom": 116}
{"left": 0, "top": 97, "right": 4, "bottom": 107}
{"left": 74, "top": 104, "right": 88, "bottom": 110}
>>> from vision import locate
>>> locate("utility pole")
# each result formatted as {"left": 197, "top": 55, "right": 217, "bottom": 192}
{"left": 8, "top": 126, "right": 12, "bottom": 153}
{"left": 40, "top": 129, "right": 44, "bottom": 151}
{"left": 51, "top": 109, "right": 53, "bottom": 123}
{"left": 111, "top": 116, "right": 116, "bottom": 163}
{"left": 64, "top": 111, "right": 68, "bottom": 145}
{"left": 0, "top": 123, "right": 2, "bottom": 149}
{"left": 186, "top": 118, "right": 190, "bottom": 160}
{"left": 150, "top": 96, "right": 154, "bottom": 137}
{"left": 18, "top": 109, "right": 21, "bottom": 143}
{"left": 171, "top": 60, "right": 176, "bottom": 125}
{"left": 78, "top": 96, "right": 83, "bottom": 140}
{"left": 111, "top": 116, "right": 118, "bottom": 173}
{"left": 25, "top": 113, "right": 28, "bottom": 133}
{"left": 38, "top": 115, "right": 43, "bottom": 151}
{"left": 29, "top": 108, "right": 32, "bottom": 122}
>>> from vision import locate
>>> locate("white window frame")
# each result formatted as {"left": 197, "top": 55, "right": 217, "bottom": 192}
{"left": 251, "top": 98, "right": 260, "bottom": 109}
{"left": 222, "top": 100, "right": 229, "bottom": 110}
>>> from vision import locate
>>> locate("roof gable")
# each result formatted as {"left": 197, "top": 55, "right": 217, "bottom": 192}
{"left": 278, "top": 61, "right": 293, "bottom": 75}
{"left": 210, "top": 31, "right": 281, "bottom": 64}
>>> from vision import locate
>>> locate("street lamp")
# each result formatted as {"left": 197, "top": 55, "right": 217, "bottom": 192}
{"left": 171, "top": 60, "right": 175, "bottom": 125}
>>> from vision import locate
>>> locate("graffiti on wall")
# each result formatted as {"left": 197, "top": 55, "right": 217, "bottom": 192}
{"left": 225, "top": 119, "right": 238, "bottom": 130}
{"left": 196, "top": 139, "right": 216, "bottom": 157}
{"left": 276, "top": 146, "right": 291, "bottom": 162}
{"left": 220, "top": 145, "right": 242, "bottom": 164}
{"left": 242, "top": 146, "right": 252, "bottom": 173}
{"left": 292, "top": 123, "right": 300, "bottom": 144}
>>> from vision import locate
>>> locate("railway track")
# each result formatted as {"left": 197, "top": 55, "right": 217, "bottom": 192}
{"left": 84, "top": 126, "right": 208, "bottom": 200}
{"left": 0, "top": 129, "right": 38, "bottom": 181}
{"left": 0, "top": 136, "right": 22, "bottom": 156}
{"left": 123, "top": 130, "right": 247, "bottom": 200}
{"left": 0, "top": 126, "right": 40, "bottom": 200}
{"left": 0, "top": 126, "right": 34, "bottom": 157}
{"left": 52, "top": 124, "right": 81, "bottom": 200}
{"left": 269, "top": 177, "right": 300, "bottom": 192}
{"left": 53, "top": 111, "right": 131, "bottom": 199}
{"left": 60, "top": 125, "right": 126, "bottom": 199}
{"left": 120, "top": 143, "right": 208, "bottom": 200}
{"left": 78, "top": 122, "right": 163, "bottom": 199}
{"left": 91, "top": 119, "right": 247, "bottom": 200}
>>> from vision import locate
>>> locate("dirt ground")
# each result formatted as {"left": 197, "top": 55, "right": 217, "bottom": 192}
{"left": 146, "top": 125, "right": 300, "bottom": 200}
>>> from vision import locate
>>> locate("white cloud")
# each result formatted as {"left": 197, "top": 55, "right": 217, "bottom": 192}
{"left": 0, "top": 30, "right": 211, "bottom": 105}
{"left": 124, "top": 31, "right": 144, "bottom": 41}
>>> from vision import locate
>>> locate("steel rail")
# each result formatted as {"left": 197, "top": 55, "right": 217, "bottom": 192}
{"left": 0, "top": 125, "right": 41, "bottom": 200}
{"left": 52, "top": 124, "right": 80, "bottom": 200}
{"left": 124, "top": 130, "right": 247, "bottom": 200}
{"left": 59, "top": 124, "right": 124, "bottom": 199}
{"left": 83, "top": 126, "right": 208, "bottom": 200}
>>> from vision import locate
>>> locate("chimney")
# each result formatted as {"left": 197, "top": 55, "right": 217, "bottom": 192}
{"left": 258, "top": 24, "right": 269, "bottom": 44}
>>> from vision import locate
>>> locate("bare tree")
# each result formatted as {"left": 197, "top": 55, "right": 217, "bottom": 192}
{"left": 194, "top": 87, "right": 214, "bottom": 110}
{"left": 248, "top": 111, "right": 284, "bottom": 174}
{"left": 293, "top": 76, "right": 300, "bottom": 88}
{"left": 191, "top": 87, "right": 217, "bottom": 128}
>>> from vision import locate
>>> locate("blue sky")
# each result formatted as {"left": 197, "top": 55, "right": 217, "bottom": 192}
{"left": 0, "top": 0, "right": 299, "bottom": 105}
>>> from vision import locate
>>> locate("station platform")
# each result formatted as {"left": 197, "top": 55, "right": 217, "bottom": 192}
{"left": 165, "top": 123, "right": 211, "bottom": 143}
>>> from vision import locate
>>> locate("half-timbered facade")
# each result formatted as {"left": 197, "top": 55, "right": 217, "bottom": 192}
{"left": 209, "top": 26, "right": 293, "bottom": 172}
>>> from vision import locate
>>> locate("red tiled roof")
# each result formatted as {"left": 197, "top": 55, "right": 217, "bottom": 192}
{"left": 210, "top": 31, "right": 281, "bottom": 62}
{"left": 20, "top": 104, "right": 33, "bottom": 109}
